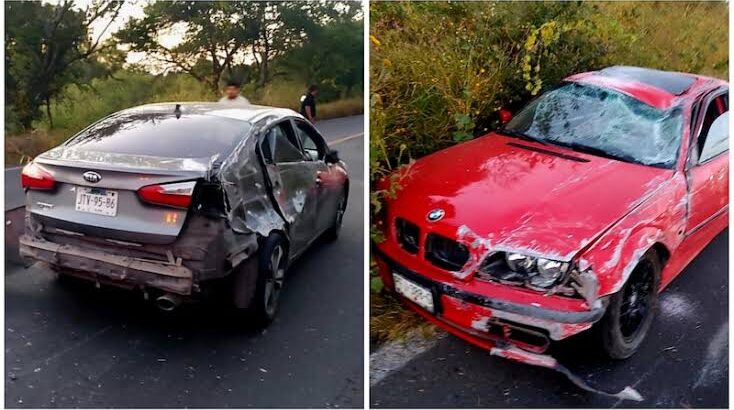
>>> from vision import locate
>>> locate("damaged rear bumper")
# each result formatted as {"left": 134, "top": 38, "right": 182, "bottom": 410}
{"left": 373, "top": 247, "right": 606, "bottom": 352}
{"left": 19, "top": 234, "right": 194, "bottom": 295}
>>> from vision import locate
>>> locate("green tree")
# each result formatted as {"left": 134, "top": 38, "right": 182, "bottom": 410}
{"left": 279, "top": 18, "right": 364, "bottom": 98}
{"left": 5, "top": 0, "right": 123, "bottom": 130}
{"left": 246, "top": 1, "right": 361, "bottom": 86}
{"left": 116, "top": 1, "right": 260, "bottom": 94}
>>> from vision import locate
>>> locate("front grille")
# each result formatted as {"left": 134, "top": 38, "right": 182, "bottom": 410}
{"left": 425, "top": 233, "right": 469, "bottom": 271}
{"left": 395, "top": 218, "right": 420, "bottom": 254}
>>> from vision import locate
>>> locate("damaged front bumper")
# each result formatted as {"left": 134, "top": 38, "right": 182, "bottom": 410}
{"left": 19, "top": 234, "right": 194, "bottom": 295}
{"left": 374, "top": 247, "right": 643, "bottom": 401}
{"left": 373, "top": 246, "right": 606, "bottom": 353}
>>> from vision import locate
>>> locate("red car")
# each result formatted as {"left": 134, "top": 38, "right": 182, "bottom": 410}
{"left": 374, "top": 66, "right": 728, "bottom": 366}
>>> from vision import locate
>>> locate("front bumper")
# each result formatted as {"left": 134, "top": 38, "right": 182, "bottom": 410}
{"left": 20, "top": 234, "right": 194, "bottom": 295}
{"left": 373, "top": 245, "right": 605, "bottom": 352}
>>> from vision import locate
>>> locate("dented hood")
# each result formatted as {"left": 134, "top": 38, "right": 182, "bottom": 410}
{"left": 390, "top": 133, "right": 673, "bottom": 260}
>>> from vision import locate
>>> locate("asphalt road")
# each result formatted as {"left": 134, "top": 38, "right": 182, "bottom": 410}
{"left": 371, "top": 229, "right": 728, "bottom": 408}
{"left": 5, "top": 115, "right": 365, "bottom": 408}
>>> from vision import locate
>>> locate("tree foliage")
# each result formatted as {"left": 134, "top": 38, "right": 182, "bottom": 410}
{"left": 6, "top": 0, "right": 363, "bottom": 133}
{"left": 5, "top": 0, "right": 123, "bottom": 131}
{"left": 116, "top": 1, "right": 362, "bottom": 92}
{"left": 115, "top": 1, "right": 258, "bottom": 92}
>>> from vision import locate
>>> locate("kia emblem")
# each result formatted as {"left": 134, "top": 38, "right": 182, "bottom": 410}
{"left": 426, "top": 209, "right": 445, "bottom": 222}
{"left": 83, "top": 171, "right": 102, "bottom": 184}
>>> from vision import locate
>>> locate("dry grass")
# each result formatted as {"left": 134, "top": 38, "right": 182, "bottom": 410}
{"left": 5, "top": 129, "right": 70, "bottom": 166}
{"left": 370, "top": 290, "right": 438, "bottom": 346}
{"left": 317, "top": 97, "right": 364, "bottom": 120}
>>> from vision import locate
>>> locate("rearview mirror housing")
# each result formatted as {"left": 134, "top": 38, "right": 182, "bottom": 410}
{"left": 325, "top": 150, "right": 340, "bottom": 164}
{"left": 499, "top": 108, "right": 513, "bottom": 125}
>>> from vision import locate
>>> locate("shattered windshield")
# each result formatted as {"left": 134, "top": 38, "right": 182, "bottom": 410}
{"left": 503, "top": 82, "right": 683, "bottom": 168}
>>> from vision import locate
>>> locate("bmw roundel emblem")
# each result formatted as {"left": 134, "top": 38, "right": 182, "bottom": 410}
{"left": 83, "top": 171, "right": 102, "bottom": 183}
{"left": 426, "top": 209, "right": 445, "bottom": 222}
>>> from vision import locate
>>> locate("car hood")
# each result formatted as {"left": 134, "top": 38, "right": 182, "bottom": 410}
{"left": 388, "top": 133, "right": 674, "bottom": 261}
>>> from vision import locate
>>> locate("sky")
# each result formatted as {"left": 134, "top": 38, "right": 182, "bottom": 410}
{"left": 65, "top": 0, "right": 185, "bottom": 69}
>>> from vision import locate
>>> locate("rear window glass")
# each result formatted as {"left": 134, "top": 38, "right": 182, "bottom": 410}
{"left": 64, "top": 113, "right": 249, "bottom": 158}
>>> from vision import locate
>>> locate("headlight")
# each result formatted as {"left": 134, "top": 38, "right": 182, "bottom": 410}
{"left": 529, "top": 258, "right": 570, "bottom": 288}
{"left": 505, "top": 252, "right": 536, "bottom": 273}
{"left": 501, "top": 253, "right": 569, "bottom": 288}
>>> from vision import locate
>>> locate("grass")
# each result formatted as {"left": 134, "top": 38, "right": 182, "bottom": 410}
{"left": 371, "top": 291, "right": 438, "bottom": 345}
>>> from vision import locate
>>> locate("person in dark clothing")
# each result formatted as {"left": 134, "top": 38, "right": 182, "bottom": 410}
{"left": 300, "top": 84, "right": 318, "bottom": 123}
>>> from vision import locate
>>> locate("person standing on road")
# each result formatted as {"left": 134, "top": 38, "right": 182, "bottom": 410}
{"left": 300, "top": 84, "right": 318, "bottom": 123}
{"left": 219, "top": 80, "right": 250, "bottom": 105}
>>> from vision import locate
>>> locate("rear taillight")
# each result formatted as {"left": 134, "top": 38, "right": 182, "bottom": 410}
{"left": 137, "top": 181, "right": 196, "bottom": 209}
{"left": 21, "top": 162, "right": 56, "bottom": 190}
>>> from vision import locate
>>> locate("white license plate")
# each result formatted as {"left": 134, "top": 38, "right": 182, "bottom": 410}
{"left": 393, "top": 272, "right": 434, "bottom": 313}
{"left": 75, "top": 187, "right": 118, "bottom": 216}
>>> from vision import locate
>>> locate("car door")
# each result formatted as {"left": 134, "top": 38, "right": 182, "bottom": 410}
{"left": 259, "top": 119, "right": 320, "bottom": 253}
{"left": 685, "top": 90, "right": 729, "bottom": 235}
{"left": 292, "top": 119, "right": 341, "bottom": 233}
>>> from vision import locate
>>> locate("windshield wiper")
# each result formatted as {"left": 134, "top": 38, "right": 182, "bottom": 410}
{"left": 557, "top": 142, "right": 639, "bottom": 164}
{"left": 496, "top": 128, "right": 550, "bottom": 146}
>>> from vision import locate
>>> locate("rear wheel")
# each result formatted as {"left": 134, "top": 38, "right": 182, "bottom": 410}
{"left": 324, "top": 190, "right": 347, "bottom": 241}
{"left": 249, "top": 233, "right": 287, "bottom": 327}
{"left": 599, "top": 248, "right": 661, "bottom": 359}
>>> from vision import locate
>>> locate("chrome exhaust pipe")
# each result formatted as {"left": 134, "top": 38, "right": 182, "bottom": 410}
{"left": 155, "top": 293, "right": 182, "bottom": 312}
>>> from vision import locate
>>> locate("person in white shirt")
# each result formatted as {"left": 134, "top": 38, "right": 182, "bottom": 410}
{"left": 218, "top": 80, "right": 251, "bottom": 105}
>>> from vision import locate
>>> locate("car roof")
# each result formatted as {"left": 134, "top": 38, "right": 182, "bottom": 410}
{"left": 565, "top": 66, "right": 727, "bottom": 109}
{"left": 117, "top": 102, "right": 302, "bottom": 124}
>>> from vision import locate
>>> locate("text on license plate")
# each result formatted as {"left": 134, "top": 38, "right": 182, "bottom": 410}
{"left": 75, "top": 187, "right": 118, "bottom": 216}
{"left": 393, "top": 272, "right": 434, "bottom": 313}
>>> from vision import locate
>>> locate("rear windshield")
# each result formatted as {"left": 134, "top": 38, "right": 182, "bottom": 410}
{"left": 64, "top": 113, "right": 250, "bottom": 158}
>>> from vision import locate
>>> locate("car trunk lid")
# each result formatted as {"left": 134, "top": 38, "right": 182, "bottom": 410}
{"left": 26, "top": 154, "right": 210, "bottom": 245}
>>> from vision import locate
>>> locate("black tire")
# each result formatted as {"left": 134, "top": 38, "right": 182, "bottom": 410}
{"left": 324, "top": 190, "right": 347, "bottom": 241}
{"left": 249, "top": 233, "right": 288, "bottom": 327}
{"left": 599, "top": 248, "right": 661, "bottom": 360}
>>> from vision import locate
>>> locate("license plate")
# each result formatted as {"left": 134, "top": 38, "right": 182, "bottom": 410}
{"left": 75, "top": 187, "right": 118, "bottom": 216}
{"left": 393, "top": 272, "right": 434, "bottom": 313}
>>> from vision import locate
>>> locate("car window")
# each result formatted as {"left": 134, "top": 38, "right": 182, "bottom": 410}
{"left": 293, "top": 120, "right": 326, "bottom": 161}
{"left": 699, "top": 111, "right": 729, "bottom": 163}
{"left": 65, "top": 113, "right": 248, "bottom": 158}
{"left": 263, "top": 121, "right": 304, "bottom": 163}
{"left": 696, "top": 93, "right": 729, "bottom": 164}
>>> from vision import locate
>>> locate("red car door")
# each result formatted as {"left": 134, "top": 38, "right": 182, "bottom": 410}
{"left": 686, "top": 91, "right": 729, "bottom": 235}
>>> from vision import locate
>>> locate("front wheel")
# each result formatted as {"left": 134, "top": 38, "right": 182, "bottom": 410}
{"left": 249, "top": 233, "right": 288, "bottom": 327}
{"left": 598, "top": 248, "right": 661, "bottom": 359}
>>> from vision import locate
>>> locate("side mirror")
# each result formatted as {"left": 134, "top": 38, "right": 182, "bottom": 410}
{"left": 499, "top": 109, "right": 513, "bottom": 125}
{"left": 325, "top": 150, "right": 340, "bottom": 164}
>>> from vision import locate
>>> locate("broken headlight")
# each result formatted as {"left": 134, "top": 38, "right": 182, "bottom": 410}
{"left": 530, "top": 258, "right": 570, "bottom": 288}
{"left": 482, "top": 252, "right": 570, "bottom": 289}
